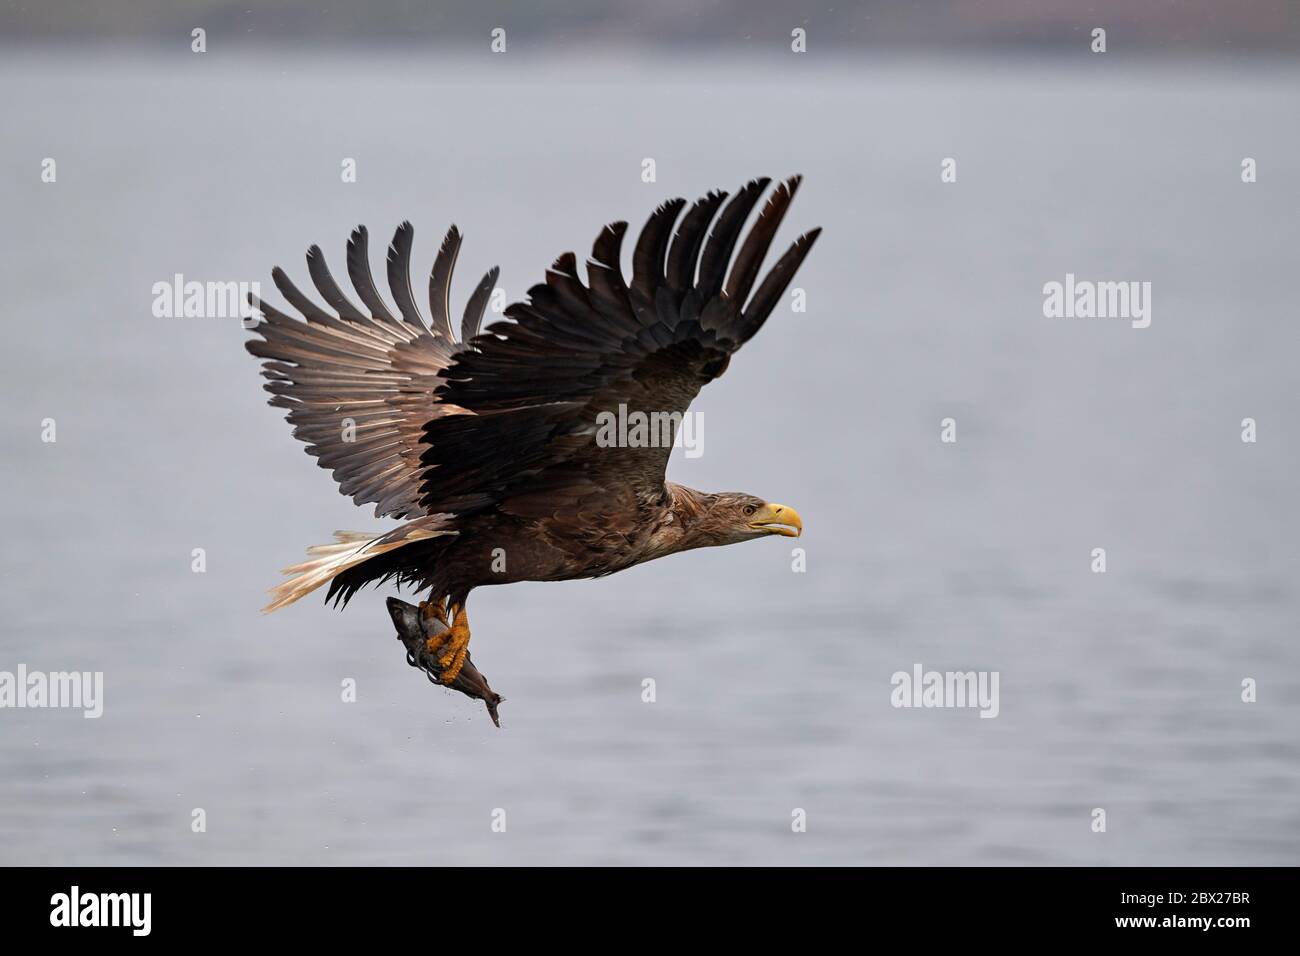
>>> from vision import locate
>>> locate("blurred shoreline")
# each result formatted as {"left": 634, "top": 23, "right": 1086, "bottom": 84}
{"left": 2, "top": 0, "right": 1297, "bottom": 54}
{"left": 3, "top": 44, "right": 1299, "bottom": 73}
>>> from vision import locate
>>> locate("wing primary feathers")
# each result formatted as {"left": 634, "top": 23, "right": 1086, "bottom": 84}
{"left": 346, "top": 226, "right": 399, "bottom": 324}
{"left": 736, "top": 228, "right": 822, "bottom": 343}
{"left": 386, "top": 221, "right": 427, "bottom": 331}
{"left": 591, "top": 221, "right": 628, "bottom": 279}
{"left": 724, "top": 175, "right": 802, "bottom": 307}
{"left": 271, "top": 266, "right": 349, "bottom": 331}
{"left": 666, "top": 190, "right": 728, "bottom": 294}
{"left": 630, "top": 198, "right": 686, "bottom": 308}
{"left": 545, "top": 251, "right": 596, "bottom": 322}
{"left": 587, "top": 222, "right": 641, "bottom": 333}
{"left": 697, "top": 177, "right": 770, "bottom": 299}
{"left": 428, "top": 226, "right": 462, "bottom": 341}
{"left": 306, "top": 245, "right": 369, "bottom": 323}
{"left": 461, "top": 265, "right": 499, "bottom": 344}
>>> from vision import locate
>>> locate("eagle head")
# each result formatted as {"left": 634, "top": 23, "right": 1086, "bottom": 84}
{"left": 693, "top": 492, "right": 803, "bottom": 546}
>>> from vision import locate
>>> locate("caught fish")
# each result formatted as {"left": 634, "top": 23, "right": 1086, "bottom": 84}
{"left": 386, "top": 597, "right": 504, "bottom": 727}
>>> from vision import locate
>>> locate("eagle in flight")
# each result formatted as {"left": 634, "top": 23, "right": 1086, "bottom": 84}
{"left": 246, "top": 176, "right": 819, "bottom": 691}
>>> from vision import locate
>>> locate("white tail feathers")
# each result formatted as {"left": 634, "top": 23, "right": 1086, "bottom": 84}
{"left": 262, "top": 527, "right": 449, "bottom": 613}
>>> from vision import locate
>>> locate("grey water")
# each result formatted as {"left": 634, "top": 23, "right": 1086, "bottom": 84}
{"left": 2, "top": 50, "right": 1298, "bottom": 865}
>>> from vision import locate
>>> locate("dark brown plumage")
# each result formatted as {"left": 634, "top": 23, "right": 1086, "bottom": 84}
{"left": 246, "top": 177, "right": 819, "bottom": 690}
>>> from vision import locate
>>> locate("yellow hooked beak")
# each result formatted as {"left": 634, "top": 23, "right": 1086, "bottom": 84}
{"left": 748, "top": 502, "right": 803, "bottom": 538}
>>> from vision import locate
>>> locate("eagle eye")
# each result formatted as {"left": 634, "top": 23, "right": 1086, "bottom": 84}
{"left": 742, "top": 504, "right": 757, "bottom": 516}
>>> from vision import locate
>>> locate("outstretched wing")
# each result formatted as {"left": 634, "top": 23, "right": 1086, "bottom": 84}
{"left": 245, "top": 224, "right": 499, "bottom": 518}
{"left": 424, "top": 176, "right": 820, "bottom": 518}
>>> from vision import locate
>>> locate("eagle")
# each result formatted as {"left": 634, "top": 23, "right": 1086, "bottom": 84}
{"left": 245, "top": 176, "right": 819, "bottom": 691}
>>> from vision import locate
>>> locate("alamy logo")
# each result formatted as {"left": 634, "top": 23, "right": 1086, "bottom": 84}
{"left": 890, "top": 663, "right": 1000, "bottom": 718}
{"left": 594, "top": 403, "right": 704, "bottom": 458}
{"left": 1042, "top": 273, "right": 1151, "bottom": 328}
{"left": 50, "top": 886, "right": 151, "bottom": 936}
{"left": 151, "top": 273, "right": 260, "bottom": 321}
{"left": 0, "top": 665, "right": 103, "bottom": 718}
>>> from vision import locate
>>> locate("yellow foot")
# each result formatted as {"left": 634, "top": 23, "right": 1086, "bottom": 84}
{"left": 419, "top": 596, "right": 448, "bottom": 628}
{"left": 425, "top": 604, "right": 470, "bottom": 684}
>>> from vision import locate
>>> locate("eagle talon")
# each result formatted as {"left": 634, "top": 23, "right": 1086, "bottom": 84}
{"left": 419, "top": 597, "right": 448, "bottom": 628}
{"left": 427, "top": 604, "right": 470, "bottom": 684}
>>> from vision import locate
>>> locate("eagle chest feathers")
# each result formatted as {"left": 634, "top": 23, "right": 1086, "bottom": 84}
{"left": 523, "top": 488, "right": 684, "bottom": 581}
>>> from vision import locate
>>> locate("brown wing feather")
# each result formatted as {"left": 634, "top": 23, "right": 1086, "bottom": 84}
{"left": 427, "top": 177, "right": 820, "bottom": 515}
{"left": 246, "top": 222, "right": 494, "bottom": 519}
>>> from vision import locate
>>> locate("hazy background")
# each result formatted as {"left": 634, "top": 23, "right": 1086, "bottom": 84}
{"left": 2, "top": 1, "right": 1298, "bottom": 865}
